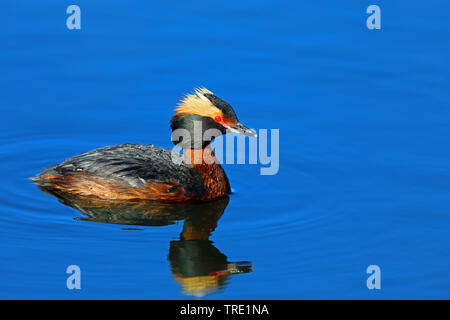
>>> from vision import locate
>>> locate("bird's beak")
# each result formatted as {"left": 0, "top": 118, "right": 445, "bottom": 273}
{"left": 227, "top": 122, "right": 258, "bottom": 137}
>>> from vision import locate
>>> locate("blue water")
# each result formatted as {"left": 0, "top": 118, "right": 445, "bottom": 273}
{"left": 1, "top": 1, "right": 450, "bottom": 299}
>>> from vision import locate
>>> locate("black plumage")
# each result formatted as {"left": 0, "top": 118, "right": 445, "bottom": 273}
{"left": 35, "top": 144, "right": 206, "bottom": 198}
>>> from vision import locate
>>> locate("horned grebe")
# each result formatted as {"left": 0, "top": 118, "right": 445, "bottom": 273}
{"left": 32, "top": 88, "right": 256, "bottom": 203}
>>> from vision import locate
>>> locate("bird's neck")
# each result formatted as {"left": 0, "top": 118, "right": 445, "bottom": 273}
{"left": 184, "top": 146, "right": 231, "bottom": 199}
{"left": 183, "top": 145, "right": 218, "bottom": 166}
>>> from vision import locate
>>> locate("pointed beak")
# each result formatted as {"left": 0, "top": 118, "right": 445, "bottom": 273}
{"left": 227, "top": 122, "right": 257, "bottom": 137}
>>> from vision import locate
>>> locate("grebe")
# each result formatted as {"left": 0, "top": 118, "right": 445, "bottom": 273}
{"left": 32, "top": 88, "right": 256, "bottom": 203}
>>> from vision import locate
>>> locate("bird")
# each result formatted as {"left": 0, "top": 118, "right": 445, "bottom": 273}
{"left": 31, "top": 88, "right": 257, "bottom": 203}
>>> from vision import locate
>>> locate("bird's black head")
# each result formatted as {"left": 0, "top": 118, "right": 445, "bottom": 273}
{"left": 170, "top": 88, "right": 256, "bottom": 149}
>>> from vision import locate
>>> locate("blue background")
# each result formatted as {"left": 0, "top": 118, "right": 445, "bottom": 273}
{"left": 1, "top": 1, "right": 449, "bottom": 299}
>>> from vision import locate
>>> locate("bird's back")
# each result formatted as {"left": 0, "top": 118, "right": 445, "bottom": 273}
{"left": 33, "top": 144, "right": 209, "bottom": 201}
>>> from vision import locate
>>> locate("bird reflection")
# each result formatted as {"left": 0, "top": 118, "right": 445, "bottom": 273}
{"left": 36, "top": 187, "right": 253, "bottom": 297}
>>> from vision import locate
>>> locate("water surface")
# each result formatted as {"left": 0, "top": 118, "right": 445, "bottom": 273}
{"left": 1, "top": 1, "right": 450, "bottom": 299}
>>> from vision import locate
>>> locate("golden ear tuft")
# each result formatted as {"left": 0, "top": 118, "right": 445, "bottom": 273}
{"left": 173, "top": 87, "right": 221, "bottom": 118}
{"left": 193, "top": 87, "right": 213, "bottom": 96}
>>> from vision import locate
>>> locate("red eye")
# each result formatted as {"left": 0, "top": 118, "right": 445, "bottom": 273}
{"left": 214, "top": 116, "right": 222, "bottom": 123}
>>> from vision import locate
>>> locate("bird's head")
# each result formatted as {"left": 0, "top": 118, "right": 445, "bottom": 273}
{"left": 170, "top": 88, "right": 257, "bottom": 149}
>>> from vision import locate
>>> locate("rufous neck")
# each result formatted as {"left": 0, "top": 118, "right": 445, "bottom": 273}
{"left": 183, "top": 146, "right": 219, "bottom": 166}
